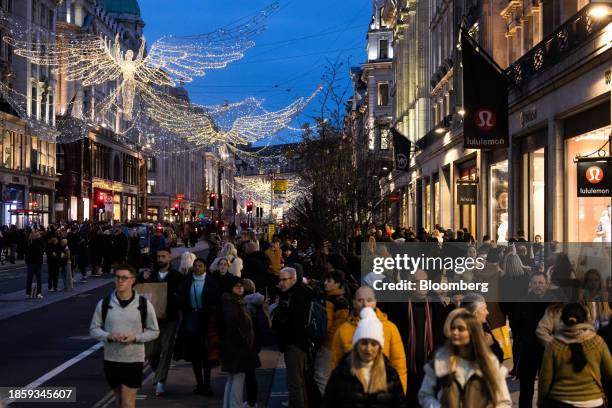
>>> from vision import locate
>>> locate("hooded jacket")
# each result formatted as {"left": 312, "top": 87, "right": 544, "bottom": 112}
{"left": 418, "top": 347, "right": 511, "bottom": 408}
{"left": 538, "top": 322, "right": 612, "bottom": 406}
{"left": 331, "top": 308, "right": 407, "bottom": 393}
{"left": 324, "top": 288, "right": 350, "bottom": 348}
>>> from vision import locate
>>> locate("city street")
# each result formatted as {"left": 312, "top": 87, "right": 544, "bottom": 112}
{"left": 0, "top": 0, "right": 611, "bottom": 407}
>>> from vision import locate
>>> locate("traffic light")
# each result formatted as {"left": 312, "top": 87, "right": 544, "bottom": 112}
{"left": 209, "top": 193, "right": 216, "bottom": 210}
{"left": 172, "top": 202, "right": 180, "bottom": 216}
{"left": 96, "top": 192, "right": 106, "bottom": 213}
{"left": 246, "top": 200, "right": 253, "bottom": 213}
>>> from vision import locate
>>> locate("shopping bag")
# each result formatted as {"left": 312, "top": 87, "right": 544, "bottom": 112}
{"left": 134, "top": 282, "right": 167, "bottom": 320}
{"left": 491, "top": 323, "right": 512, "bottom": 360}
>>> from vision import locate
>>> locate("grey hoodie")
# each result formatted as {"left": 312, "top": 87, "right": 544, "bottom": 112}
{"left": 90, "top": 291, "right": 160, "bottom": 363}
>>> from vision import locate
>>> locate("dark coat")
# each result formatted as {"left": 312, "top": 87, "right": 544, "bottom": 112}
{"left": 272, "top": 282, "right": 312, "bottom": 352}
{"left": 25, "top": 238, "right": 45, "bottom": 265}
{"left": 242, "top": 250, "right": 269, "bottom": 294}
{"left": 174, "top": 273, "right": 222, "bottom": 363}
{"left": 45, "top": 242, "right": 61, "bottom": 267}
{"left": 112, "top": 233, "right": 129, "bottom": 263}
{"left": 220, "top": 292, "right": 260, "bottom": 373}
{"left": 323, "top": 353, "right": 406, "bottom": 408}
{"left": 516, "top": 294, "right": 549, "bottom": 380}
{"left": 136, "top": 268, "right": 183, "bottom": 322}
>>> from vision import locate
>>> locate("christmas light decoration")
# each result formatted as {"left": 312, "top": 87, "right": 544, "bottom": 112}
{"left": 0, "top": 81, "right": 60, "bottom": 141}
{"left": 3, "top": 2, "right": 280, "bottom": 119}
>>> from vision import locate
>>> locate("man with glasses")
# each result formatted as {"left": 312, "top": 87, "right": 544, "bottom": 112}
{"left": 272, "top": 267, "right": 312, "bottom": 408}
{"left": 90, "top": 264, "right": 159, "bottom": 408}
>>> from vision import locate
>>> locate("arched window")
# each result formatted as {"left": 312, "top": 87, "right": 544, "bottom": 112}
{"left": 113, "top": 155, "right": 121, "bottom": 182}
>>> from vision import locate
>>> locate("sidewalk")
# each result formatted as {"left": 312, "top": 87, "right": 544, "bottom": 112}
{"left": 134, "top": 349, "right": 281, "bottom": 408}
{"left": 0, "top": 241, "right": 209, "bottom": 321}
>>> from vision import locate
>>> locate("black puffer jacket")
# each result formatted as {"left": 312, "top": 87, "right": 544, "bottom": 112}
{"left": 323, "top": 353, "right": 406, "bottom": 408}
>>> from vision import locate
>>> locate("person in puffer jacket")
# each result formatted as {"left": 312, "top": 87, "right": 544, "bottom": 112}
{"left": 313, "top": 270, "right": 350, "bottom": 396}
{"left": 323, "top": 307, "right": 406, "bottom": 408}
{"left": 418, "top": 308, "right": 511, "bottom": 408}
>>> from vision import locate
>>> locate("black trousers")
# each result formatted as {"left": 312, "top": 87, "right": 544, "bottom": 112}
{"left": 245, "top": 368, "right": 258, "bottom": 406}
{"left": 48, "top": 263, "right": 60, "bottom": 290}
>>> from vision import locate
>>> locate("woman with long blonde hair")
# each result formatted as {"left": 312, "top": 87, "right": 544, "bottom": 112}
{"left": 419, "top": 308, "right": 511, "bottom": 407}
{"left": 323, "top": 307, "right": 405, "bottom": 408}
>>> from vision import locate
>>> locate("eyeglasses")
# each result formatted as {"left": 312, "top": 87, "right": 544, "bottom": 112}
{"left": 115, "top": 275, "right": 133, "bottom": 282}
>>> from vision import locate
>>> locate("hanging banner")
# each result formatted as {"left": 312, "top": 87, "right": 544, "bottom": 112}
{"left": 577, "top": 158, "right": 612, "bottom": 197}
{"left": 461, "top": 32, "right": 508, "bottom": 149}
{"left": 392, "top": 128, "right": 410, "bottom": 172}
{"left": 457, "top": 183, "right": 478, "bottom": 205}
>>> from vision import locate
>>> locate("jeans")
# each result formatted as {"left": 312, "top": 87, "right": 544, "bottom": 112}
{"left": 60, "top": 264, "right": 73, "bottom": 290}
{"left": 146, "top": 320, "right": 177, "bottom": 383}
{"left": 313, "top": 346, "right": 332, "bottom": 396}
{"left": 223, "top": 372, "right": 246, "bottom": 408}
{"left": 245, "top": 368, "right": 258, "bottom": 406}
{"left": 25, "top": 264, "right": 42, "bottom": 296}
{"left": 284, "top": 346, "right": 308, "bottom": 408}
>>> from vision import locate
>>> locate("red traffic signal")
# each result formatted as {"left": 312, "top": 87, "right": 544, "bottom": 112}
{"left": 246, "top": 200, "right": 253, "bottom": 213}
{"left": 174, "top": 202, "right": 180, "bottom": 209}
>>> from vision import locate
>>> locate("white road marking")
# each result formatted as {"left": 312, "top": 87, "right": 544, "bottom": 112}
{"left": 2, "top": 342, "right": 103, "bottom": 406}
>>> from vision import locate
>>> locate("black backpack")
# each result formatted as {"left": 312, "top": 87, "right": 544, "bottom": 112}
{"left": 306, "top": 297, "right": 328, "bottom": 344}
{"left": 101, "top": 294, "right": 148, "bottom": 332}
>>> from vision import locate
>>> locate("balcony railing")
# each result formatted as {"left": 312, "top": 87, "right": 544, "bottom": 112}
{"left": 506, "top": 5, "right": 612, "bottom": 87}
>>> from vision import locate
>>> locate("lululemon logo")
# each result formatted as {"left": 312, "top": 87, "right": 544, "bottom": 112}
{"left": 396, "top": 153, "right": 408, "bottom": 169}
{"left": 586, "top": 166, "right": 604, "bottom": 184}
{"left": 474, "top": 108, "right": 496, "bottom": 131}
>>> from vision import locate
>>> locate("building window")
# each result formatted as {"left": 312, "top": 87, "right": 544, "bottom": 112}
{"left": 147, "top": 180, "right": 156, "bottom": 194}
{"left": 379, "top": 126, "right": 390, "bottom": 150}
{"left": 113, "top": 155, "right": 121, "bottom": 182}
{"left": 522, "top": 147, "right": 545, "bottom": 240}
{"left": 377, "top": 82, "right": 389, "bottom": 106}
{"left": 56, "top": 144, "right": 65, "bottom": 173}
{"left": 379, "top": 39, "right": 388, "bottom": 59}
{"left": 3, "top": 130, "right": 25, "bottom": 170}
{"left": 146, "top": 156, "right": 156, "bottom": 172}
{"left": 123, "top": 154, "right": 138, "bottom": 185}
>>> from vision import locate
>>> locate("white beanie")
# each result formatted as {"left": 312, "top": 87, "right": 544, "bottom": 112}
{"left": 352, "top": 307, "right": 385, "bottom": 347}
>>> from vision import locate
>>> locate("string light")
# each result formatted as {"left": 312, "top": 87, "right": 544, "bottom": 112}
{"left": 3, "top": 2, "right": 280, "bottom": 120}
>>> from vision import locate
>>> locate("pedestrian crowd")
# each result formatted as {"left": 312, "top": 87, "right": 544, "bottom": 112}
{"left": 84, "top": 222, "right": 612, "bottom": 408}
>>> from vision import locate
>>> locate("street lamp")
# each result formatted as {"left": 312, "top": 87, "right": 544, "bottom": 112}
{"left": 589, "top": 0, "right": 612, "bottom": 17}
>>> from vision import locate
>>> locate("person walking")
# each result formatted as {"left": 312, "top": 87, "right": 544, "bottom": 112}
{"left": 461, "top": 293, "right": 505, "bottom": 362}
{"left": 46, "top": 235, "right": 61, "bottom": 293}
{"left": 322, "top": 307, "right": 406, "bottom": 408}
{"left": 330, "top": 286, "right": 407, "bottom": 394}
{"left": 89, "top": 264, "right": 159, "bottom": 408}
{"left": 538, "top": 303, "right": 612, "bottom": 408}
{"left": 313, "top": 270, "right": 350, "bottom": 396}
{"left": 220, "top": 275, "right": 260, "bottom": 408}
{"left": 271, "top": 267, "right": 312, "bottom": 408}
{"left": 174, "top": 258, "right": 221, "bottom": 396}
{"left": 137, "top": 247, "right": 183, "bottom": 396}
{"left": 25, "top": 230, "right": 45, "bottom": 298}
{"left": 59, "top": 238, "right": 73, "bottom": 291}
{"left": 418, "top": 308, "right": 512, "bottom": 407}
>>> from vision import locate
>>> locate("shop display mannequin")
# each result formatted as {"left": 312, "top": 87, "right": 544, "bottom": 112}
{"left": 595, "top": 206, "right": 611, "bottom": 243}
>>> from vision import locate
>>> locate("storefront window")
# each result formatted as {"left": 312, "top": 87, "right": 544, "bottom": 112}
{"left": 458, "top": 167, "right": 477, "bottom": 236}
{"left": 28, "top": 192, "right": 50, "bottom": 226}
{"left": 125, "top": 195, "right": 136, "bottom": 221}
{"left": 491, "top": 161, "right": 509, "bottom": 243}
{"left": 566, "top": 126, "right": 612, "bottom": 243}
{"left": 522, "top": 148, "right": 545, "bottom": 240}
{"left": 113, "top": 193, "right": 121, "bottom": 221}
{"left": 433, "top": 175, "right": 440, "bottom": 229}
{"left": 424, "top": 180, "right": 431, "bottom": 233}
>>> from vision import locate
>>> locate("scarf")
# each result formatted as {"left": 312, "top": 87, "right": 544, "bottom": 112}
{"left": 408, "top": 298, "right": 434, "bottom": 374}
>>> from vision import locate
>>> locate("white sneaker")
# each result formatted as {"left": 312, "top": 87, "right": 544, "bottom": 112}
{"left": 155, "top": 381, "right": 165, "bottom": 396}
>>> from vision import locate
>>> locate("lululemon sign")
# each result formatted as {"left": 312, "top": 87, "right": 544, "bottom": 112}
{"left": 461, "top": 33, "right": 508, "bottom": 149}
{"left": 577, "top": 159, "right": 612, "bottom": 197}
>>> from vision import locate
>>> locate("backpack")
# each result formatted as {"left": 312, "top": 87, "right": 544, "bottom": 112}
{"left": 306, "top": 297, "right": 328, "bottom": 343}
{"left": 101, "top": 294, "right": 148, "bottom": 332}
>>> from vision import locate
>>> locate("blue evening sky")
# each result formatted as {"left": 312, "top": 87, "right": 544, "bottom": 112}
{"left": 140, "top": 0, "right": 371, "bottom": 144}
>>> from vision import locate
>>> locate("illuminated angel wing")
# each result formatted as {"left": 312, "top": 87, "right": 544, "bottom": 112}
{"left": 143, "top": 2, "right": 279, "bottom": 85}
{"left": 5, "top": 34, "right": 122, "bottom": 86}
